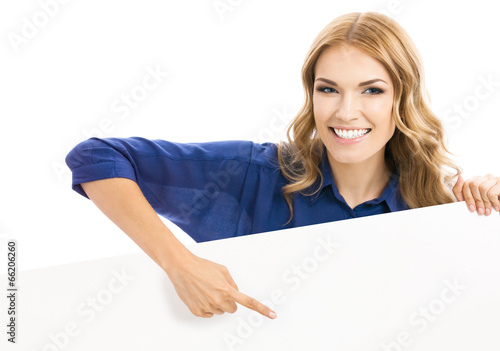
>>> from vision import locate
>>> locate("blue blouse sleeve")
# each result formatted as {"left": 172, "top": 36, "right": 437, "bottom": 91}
{"left": 65, "top": 137, "right": 279, "bottom": 242}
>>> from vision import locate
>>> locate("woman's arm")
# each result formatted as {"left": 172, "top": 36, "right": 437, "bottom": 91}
{"left": 81, "top": 177, "right": 277, "bottom": 319}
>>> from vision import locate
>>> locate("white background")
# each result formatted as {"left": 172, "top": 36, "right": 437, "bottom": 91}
{"left": 1, "top": 0, "right": 499, "bottom": 271}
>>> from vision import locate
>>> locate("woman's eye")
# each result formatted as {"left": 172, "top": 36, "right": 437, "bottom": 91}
{"left": 315, "top": 86, "right": 338, "bottom": 94}
{"left": 364, "top": 87, "right": 384, "bottom": 94}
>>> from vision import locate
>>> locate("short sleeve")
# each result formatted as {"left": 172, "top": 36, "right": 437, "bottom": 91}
{"left": 65, "top": 138, "right": 139, "bottom": 198}
{"left": 65, "top": 137, "right": 277, "bottom": 242}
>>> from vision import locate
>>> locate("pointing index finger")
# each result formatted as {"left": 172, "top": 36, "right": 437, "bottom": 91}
{"left": 229, "top": 287, "right": 277, "bottom": 319}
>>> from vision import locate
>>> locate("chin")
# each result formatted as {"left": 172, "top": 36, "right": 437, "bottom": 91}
{"left": 328, "top": 153, "right": 366, "bottom": 165}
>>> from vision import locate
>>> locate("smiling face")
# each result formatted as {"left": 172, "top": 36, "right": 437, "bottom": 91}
{"left": 313, "top": 44, "right": 396, "bottom": 170}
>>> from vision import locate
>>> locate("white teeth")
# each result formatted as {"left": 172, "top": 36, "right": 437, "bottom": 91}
{"left": 333, "top": 128, "right": 370, "bottom": 140}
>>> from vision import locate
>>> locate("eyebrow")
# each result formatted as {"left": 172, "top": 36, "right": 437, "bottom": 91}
{"left": 315, "top": 77, "right": 388, "bottom": 87}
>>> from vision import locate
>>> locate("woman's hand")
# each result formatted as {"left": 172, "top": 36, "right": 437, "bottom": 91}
{"left": 165, "top": 248, "right": 277, "bottom": 319}
{"left": 452, "top": 174, "right": 500, "bottom": 216}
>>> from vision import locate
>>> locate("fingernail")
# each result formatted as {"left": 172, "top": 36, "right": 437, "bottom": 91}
{"left": 494, "top": 206, "right": 500, "bottom": 212}
{"left": 268, "top": 311, "right": 277, "bottom": 319}
{"left": 477, "top": 207, "right": 484, "bottom": 215}
{"left": 485, "top": 208, "right": 491, "bottom": 216}
{"left": 469, "top": 204, "right": 475, "bottom": 212}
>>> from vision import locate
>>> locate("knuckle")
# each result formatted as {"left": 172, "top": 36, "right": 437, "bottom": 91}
{"left": 471, "top": 191, "right": 482, "bottom": 201}
{"left": 470, "top": 180, "right": 480, "bottom": 189}
{"left": 479, "top": 183, "right": 489, "bottom": 193}
{"left": 201, "top": 302, "right": 215, "bottom": 314}
{"left": 220, "top": 288, "right": 232, "bottom": 299}
{"left": 487, "top": 188, "right": 499, "bottom": 201}
{"left": 228, "top": 303, "right": 238, "bottom": 314}
{"left": 469, "top": 194, "right": 481, "bottom": 202}
{"left": 464, "top": 195, "right": 473, "bottom": 203}
{"left": 492, "top": 194, "right": 500, "bottom": 201}
{"left": 214, "top": 297, "right": 227, "bottom": 307}
{"left": 247, "top": 298, "right": 256, "bottom": 308}
{"left": 191, "top": 308, "right": 205, "bottom": 317}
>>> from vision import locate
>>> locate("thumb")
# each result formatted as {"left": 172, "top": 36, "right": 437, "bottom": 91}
{"left": 453, "top": 174, "right": 465, "bottom": 201}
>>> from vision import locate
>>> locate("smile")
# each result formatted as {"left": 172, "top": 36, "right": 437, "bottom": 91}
{"left": 332, "top": 128, "right": 371, "bottom": 140}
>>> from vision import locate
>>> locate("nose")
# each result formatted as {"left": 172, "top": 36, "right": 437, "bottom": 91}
{"left": 335, "top": 93, "right": 358, "bottom": 122}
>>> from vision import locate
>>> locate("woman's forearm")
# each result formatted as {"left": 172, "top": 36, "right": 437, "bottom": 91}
{"left": 80, "top": 177, "right": 276, "bottom": 319}
{"left": 81, "top": 177, "right": 189, "bottom": 273}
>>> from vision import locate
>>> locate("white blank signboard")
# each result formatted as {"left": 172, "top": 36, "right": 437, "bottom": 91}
{"left": 1, "top": 202, "right": 499, "bottom": 350}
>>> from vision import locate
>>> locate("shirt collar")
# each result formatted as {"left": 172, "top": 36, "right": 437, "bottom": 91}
{"left": 308, "top": 149, "right": 335, "bottom": 204}
{"left": 360, "top": 172, "right": 405, "bottom": 212}
{"left": 309, "top": 148, "right": 407, "bottom": 212}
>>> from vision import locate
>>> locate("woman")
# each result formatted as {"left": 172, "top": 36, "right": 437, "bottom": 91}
{"left": 66, "top": 12, "right": 500, "bottom": 320}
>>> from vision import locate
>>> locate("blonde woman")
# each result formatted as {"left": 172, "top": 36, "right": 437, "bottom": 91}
{"left": 66, "top": 12, "right": 500, "bottom": 320}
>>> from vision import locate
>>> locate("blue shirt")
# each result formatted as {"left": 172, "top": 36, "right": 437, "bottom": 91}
{"left": 65, "top": 137, "right": 409, "bottom": 242}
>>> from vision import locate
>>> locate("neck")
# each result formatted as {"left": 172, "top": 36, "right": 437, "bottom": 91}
{"left": 328, "top": 151, "right": 392, "bottom": 209}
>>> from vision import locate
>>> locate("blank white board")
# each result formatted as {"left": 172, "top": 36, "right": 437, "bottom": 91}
{"left": 1, "top": 202, "right": 499, "bottom": 350}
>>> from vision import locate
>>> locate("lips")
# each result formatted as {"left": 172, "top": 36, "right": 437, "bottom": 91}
{"left": 331, "top": 127, "right": 371, "bottom": 140}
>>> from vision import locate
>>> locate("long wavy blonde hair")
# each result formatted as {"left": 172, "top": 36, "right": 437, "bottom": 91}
{"left": 277, "top": 11, "right": 460, "bottom": 219}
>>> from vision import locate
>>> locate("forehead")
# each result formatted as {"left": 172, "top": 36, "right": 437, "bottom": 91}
{"left": 314, "top": 45, "right": 392, "bottom": 84}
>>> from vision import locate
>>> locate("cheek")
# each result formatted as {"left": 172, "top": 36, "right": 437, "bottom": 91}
{"left": 362, "top": 96, "right": 393, "bottom": 114}
{"left": 363, "top": 97, "right": 394, "bottom": 129}
{"left": 312, "top": 95, "right": 321, "bottom": 118}
{"left": 313, "top": 95, "right": 334, "bottom": 122}
{"left": 379, "top": 112, "right": 396, "bottom": 140}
